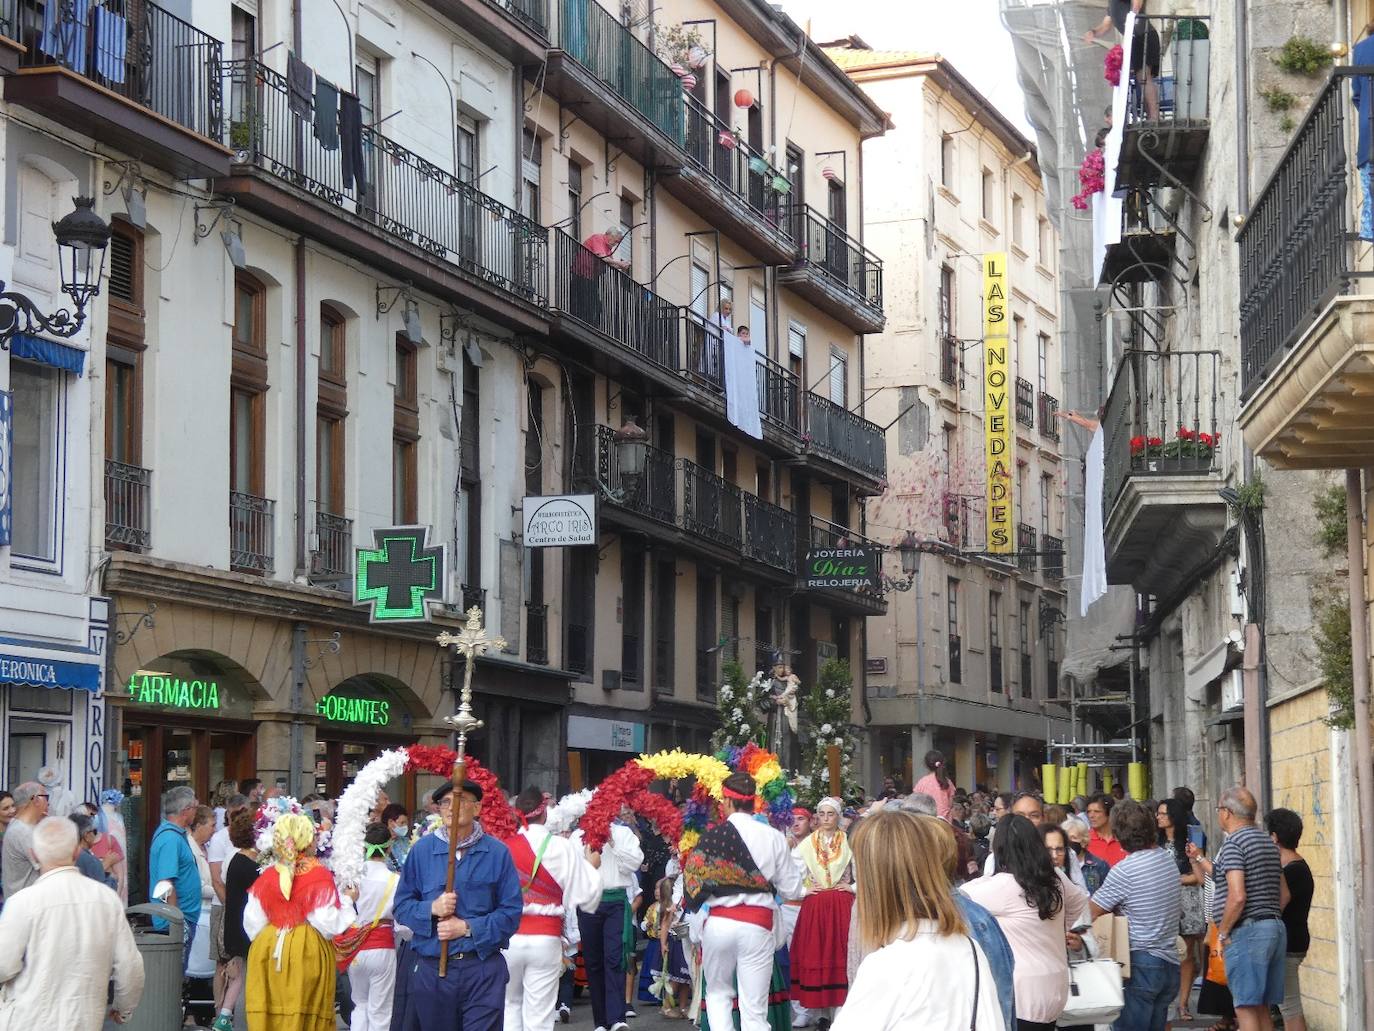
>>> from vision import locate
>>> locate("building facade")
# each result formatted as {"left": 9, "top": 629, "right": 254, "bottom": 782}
{"left": 825, "top": 45, "right": 1071, "bottom": 794}
{"left": 0, "top": 0, "right": 891, "bottom": 863}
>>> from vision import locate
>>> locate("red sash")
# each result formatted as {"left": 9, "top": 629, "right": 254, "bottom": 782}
{"left": 709, "top": 904, "right": 774, "bottom": 930}
{"left": 508, "top": 832, "right": 564, "bottom": 936}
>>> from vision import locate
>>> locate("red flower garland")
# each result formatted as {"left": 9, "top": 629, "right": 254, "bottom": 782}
{"left": 579, "top": 762, "right": 682, "bottom": 852}
{"left": 1105, "top": 44, "right": 1123, "bottom": 86}
{"left": 403, "top": 745, "right": 518, "bottom": 840}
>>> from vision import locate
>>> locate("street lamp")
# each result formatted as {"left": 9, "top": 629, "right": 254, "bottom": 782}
{"left": 883, "top": 531, "right": 919, "bottom": 592}
{"left": 0, "top": 197, "right": 112, "bottom": 349}
{"left": 613, "top": 418, "right": 648, "bottom": 496}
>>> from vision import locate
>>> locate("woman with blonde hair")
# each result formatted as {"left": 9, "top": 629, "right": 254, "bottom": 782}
{"left": 243, "top": 812, "right": 357, "bottom": 1031}
{"left": 832, "top": 810, "right": 1005, "bottom": 1030}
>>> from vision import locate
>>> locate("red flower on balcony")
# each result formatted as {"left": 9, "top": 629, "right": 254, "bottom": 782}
{"left": 1105, "top": 45, "right": 1124, "bottom": 86}
{"left": 1070, "top": 148, "right": 1106, "bottom": 211}
{"left": 1130, "top": 435, "right": 1146, "bottom": 455}
{"left": 1178, "top": 427, "right": 1194, "bottom": 440}
{"left": 1198, "top": 432, "right": 1214, "bottom": 446}
{"left": 1148, "top": 436, "right": 1163, "bottom": 448}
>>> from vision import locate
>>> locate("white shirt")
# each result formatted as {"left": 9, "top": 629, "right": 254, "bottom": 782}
{"left": 711, "top": 813, "right": 803, "bottom": 911}
{"left": 207, "top": 826, "right": 233, "bottom": 867}
{"left": 515, "top": 824, "right": 603, "bottom": 917}
{"left": 831, "top": 922, "right": 1006, "bottom": 1031}
{"left": 0, "top": 866, "right": 145, "bottom": 1028}
{"left": 351, "top": 861, "right": 410, "bottom": 940}
{"left": 243, "top": 880, "right": 357, "bottom": 941}
{"left": 573, "top": 823, "right": 644, "bottom": 894}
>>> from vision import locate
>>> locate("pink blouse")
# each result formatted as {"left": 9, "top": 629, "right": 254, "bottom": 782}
{"left": 913, "top": 773, "right": 957, "bottom": 820}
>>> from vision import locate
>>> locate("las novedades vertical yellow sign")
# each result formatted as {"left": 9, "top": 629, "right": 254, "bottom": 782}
{"left": 983, "top": 253, "right": 1013, "bottom": 553}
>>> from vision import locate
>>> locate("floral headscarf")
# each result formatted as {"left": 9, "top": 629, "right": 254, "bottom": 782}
{"left": 272, "top": 813, "right": 316, "bottom": 899}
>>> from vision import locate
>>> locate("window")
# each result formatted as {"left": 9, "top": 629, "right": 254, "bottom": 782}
{"left": 829, "top": 349, "right": 847, "bottom": 406}
{"left": 317, "top": 414, "right": 344, "bottom": 516}
{"left": 1041, "top": 474, "right": 1052, "bottom": 535}
{"left": 567, "top": 161, "right": 583, "bottom": 242}
{"left": 1011, "top": 193, "right": 1024, "bottom": 247}
{"left": 319, "top": 307, "right": 344, "bottom": 383}
{"left": 989, "top": 590, "right": 1003, "bottom": 693}
{"left": 1019, "top": 601, "right": 1033, "bottom": 699}
{"left": 1047, "top": 622, "right": 1059, "bottom": 699}
{"left": 11, "top": 360, "right": 63, "bottom": 564}
{"left": 947, "top": 578, "right": 961, "bottom": 683}
{"left": 787, "top": 321, "right": 806, "bottom": 359}
{"left": 1038, "top": 333, "right": 1050, "bottom": 393}
{"left": 748, "top": 283, "right": 767, "bottom": 355}
{"left": 690, "top": 261, "right": 710, "bottom": 317}
{"left": 106, "top": 349, "right": 139, "bottom": 465}
{"left": 230, "top": 272, "right": 267, "bottom": 498}
{"left": 652, "top": 559, "right": 676, "bottom": 687}
{"left": 1013, "top": 314, "right": 1025, "bottom": 378}
{"left": 356, "top": 58, "right": 379, "bottom": 194}
{"left": 938, "top": 265, "right": 954, "bottom": 340}
{"left": 621, "top": 540, "right": 645, "bottom": 685}
{"left": 392, "top": 339, "right": 419, "bottom": 524}
{"left": 458, "top": 354, "right": 480, "bottom": 589}
{"left": 1038, "top": 216, "right": 1051, "bottom": 265}
{"left": 105, "top": 222, "right": 145, "bottom": 471}
{"left": 317, "top": 305, "right": 346, "bottom": 518}
{"left": 233, "top": 274, "right": 265, "bottom": 356}
{"left": 229, "top": 6, "right": 257, "bottom": 123}
{"left": 457, "top": 117, "right": 478, "bottom": 185}
{"left": 696, "top": 568, "right": 718, "bottom": 701}
{"left": 940, "top": 134, "right": 955, "bottom": 189}
{"left": 522, "top": 129, "right": 542, "bottom": 221}
{"left": 981, "top": 168, "right": 995, "bottom": 221}
{"left": 942, "top": 423, "right": 954, "bottom": 481}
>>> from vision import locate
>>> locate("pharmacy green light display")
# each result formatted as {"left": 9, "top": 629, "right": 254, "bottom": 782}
{"left": 353, "top": 526, "right": 447, "bottom": 623}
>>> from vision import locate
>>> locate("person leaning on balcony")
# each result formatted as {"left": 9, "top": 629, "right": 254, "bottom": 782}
{"left": 1083, "top": 0, "right": 1161, "bottom": 122}
{"left": 571, "top": 227, "right": 627, "bottom": 324}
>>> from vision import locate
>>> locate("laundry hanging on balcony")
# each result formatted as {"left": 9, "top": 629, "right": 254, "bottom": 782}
{"left": 92, "top": 7, "right": 127, "bottom": 83}
{"left": 1081, "top": 424, "right": 1107, "bottom": 617}
{"left": 287, "top": 51, "right": 315, "bottom": 119}
{"left": 39, "top": 0, "right": 90, "bottom": 74}
{"left": 722, "top": 329, "right": 762, "bottom": 439}
{"left": 1352, "top": 35, "right": 1374, "bottom": 239}
{"left": 339, "top": 92, "right": 368, "bottom": 197}
{"left": 314, "top": 77, "right": 339, "bottom": 151}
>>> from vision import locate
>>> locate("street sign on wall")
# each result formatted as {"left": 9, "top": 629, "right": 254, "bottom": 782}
{"left": 353, "top": 526, "right": 447, "bottom": 622}
{"left": 802, "top": 547, "right": 881, "bottom": 590}
{"left": 522, "top": 494, "right": 596, "bottom": 547}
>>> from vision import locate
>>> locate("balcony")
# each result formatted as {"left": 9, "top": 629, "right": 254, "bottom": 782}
{"left": 1238, "top": 69, "right": 1374, "bottom": 470}
{"left": 6, "top": 0, "right": 228, "bottom": 177}
{"left": 1015, "top": 378, "right": 1035, "bottom": 429}
{"left": 421, "top": 0, "right": 547, "bottom": 64}
{"left": 757, "top": 353, "right": 801, "bottom": 438}
{"left": 1038, "top": 393, "right": 1060, "bottom": 442}
{"left": 800, "top": 515, "right": 887, "bottom": 616}
{"left": 1114, "top": 15, "right": 1211, "bottom": 189}
{"left": 593, "top": 424, "right": 796, "bottom": 579}
{"left": 1103, "top": 349, "right": 1225, "bottom": 597}
{"left": 1098, "top": 186, "right": 1182, "bottom": 287}
{"left": 940, "top": 334, "right": 961, "bottom": 387}
{"left": 804, "top": 392, "right": 887, "bottom": 490}
{"left": 1043, "top": 534, "right": 1065, "bottom": 580}
{"left": 105, "top": 460, "right": 150, "bottom": 552}
{"left": 547, "top": 0, "right": 686, "bottom": 171}
{"left": 314, "top": 511, "right": 352, "bottom": 581}
{"left": 663, "top": 94, "right": 798, "bottom": 264}
{"left": 229, "top": 490, "right": 274, "bottom": 575}
{"left": 0, "top": 0, "right": 21, "bottom": 72}
{"left": 526, "top": 603, "right": 549, "bottom": 665}
{"left": 1017, "top": 523, "right": 1037, "bottom": 573}
{"left": 779, "top": 204, "right": 885, "bottom": 333}
{"left": 219, "top": 60, "right": 547, "bottom": 332}
{"left": 549, "top": 230, "right": 683, "bottom": 389}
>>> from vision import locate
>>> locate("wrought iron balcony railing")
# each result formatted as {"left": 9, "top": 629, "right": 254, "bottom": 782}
{"left": 18, "top": 0, "right": 223, "bottom": 139}
{"left": 227, "top": 59, "right": 547, "bottom": 305}
{"left": 556, "top": 0, "right": 684, "bottom": 145}
{"left": 1121, "top": 15, "right": 1211, "bottom": 127}
{"left": 1239, "top": 69, "right": 1369, "bottom": 397}
{"left": 596, "top": 423, "right": 677, "bottom": 525}
{"left": 1015, "top": 378, "right": 1035, "bottom": 429}
{"left": 526, "top": 603, "right": 549, "bottom": 665}
{"left": 1043, "top": 534, "right": 1065, "bottom": 580}
{"left": 804, "top": 392, "right": 886, "bottom": 480}
{"left": 683, "top": 459, "right": 743, "bottom": 550}
{"left": 229, "top": 490, "right": 274, "bottom": 574}
{"left": 552, "top": 230, "right": 678, "bottom": 368}
{"left": 490, "top": 0, "right": 547, "bottom": 36}
{"left": 1017, "top": 524, "right": 1037, "bottom": 573}
{"left": 683, "top": 93, "right": 791, "bottom": 229}
{"left": 1038, "top": 392, "right": 1060, "bottom": 441}
{"left": 757, "top": 352, "right": 801, "bottom": 435}
{"left": 1103, "top": 349, "right": 1220, "bottom": 510}
{"left": 785, "top": 203, "right": 883, "bottom": 314}
{"left": 105, "top": 460, "right": 151, "bottom": 552}
{"left": 315, "top": 511, "right": 352, "bottom": 579}
{"left": 940, "top": 334, "right": 961, "bottom": 387}
{"left": 742, "top": 493, "right": 797, "bottom": 574}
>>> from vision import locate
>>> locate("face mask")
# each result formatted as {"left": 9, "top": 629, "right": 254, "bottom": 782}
{"left": 394, "top": 823, "right": 409, "bottom": 838}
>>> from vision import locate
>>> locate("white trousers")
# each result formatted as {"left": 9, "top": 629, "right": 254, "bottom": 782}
{"left": 702, "top": 916, "right": 774, "bottom": 1031}
{"left": 503, "top": 932, "right": 564, "bottom": 1031}
{"left": 346, "top": 947, "right": 396, "bottom": 1031}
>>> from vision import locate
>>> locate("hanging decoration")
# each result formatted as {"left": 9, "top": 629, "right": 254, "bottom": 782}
{"left": 771, "top": 175, "right": 792, "bottom": 195}
{"left": 715, "top": 742, "right": 794, "bottom": 831}
{"left": 712, "top": 661, "right": 770, "bottom": 751}
{"left": 718, "top": 129, "right": 738, "bottom": 150}
{"left": 747, "top": 155, "right": 770, "bottom": 176}
{"left": 1104, "top": 44, "right": 1124, "bottom": 86}
{"left": 734, "top": 88, "right": 754, "bottom": 108}
{"left": 576, "top": 762, "right": 683, "bottom": 852}
{"left": 821, "top": 165, "right": 839, "bottom": 181}
{"left": 1069, "top": 148, "right": 1106, "bottom": 211}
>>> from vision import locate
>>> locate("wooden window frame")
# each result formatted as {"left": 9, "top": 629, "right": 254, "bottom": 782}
{"left": 317, "top": 413, "right": 345, "bottom": 517}
{"left": 319, "top": 305, "right": 346, "bottom": 389}
{"left": 230, "top": 272, "right": 268, "bottom": 497}
{"left": 105, "top": 345, "right": 143, "bottom": 467}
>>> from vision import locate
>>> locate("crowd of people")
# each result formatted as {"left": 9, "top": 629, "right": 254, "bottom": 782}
{"left": 0, "top": 752, "right": 1315, "bottom": 1031}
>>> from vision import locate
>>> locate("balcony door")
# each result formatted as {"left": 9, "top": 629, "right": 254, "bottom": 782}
{"left": 457, "top": 115, "right": 479, "bottom": 268}
{"left": 356, "top": 59, "right": 380, "bottom": 215}
{"left": 825, "top": 178, "right": 848, "bottom": 284}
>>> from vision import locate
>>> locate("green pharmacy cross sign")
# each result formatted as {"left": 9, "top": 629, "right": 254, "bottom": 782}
{"left": 353, "top": 526, "right": 448, "bottom": 623}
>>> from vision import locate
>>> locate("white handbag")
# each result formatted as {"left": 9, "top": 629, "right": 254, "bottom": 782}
{"left": 1057, "top": 958, "right": 1125, "bottom": 1025}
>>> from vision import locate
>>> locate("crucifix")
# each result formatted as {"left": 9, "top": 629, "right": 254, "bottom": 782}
{"left": 434, "top": 604, "right": 505, "bottom": 977}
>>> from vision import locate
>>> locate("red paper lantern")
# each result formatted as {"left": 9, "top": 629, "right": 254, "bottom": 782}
{"left": 734, "top": 88, "right": 754, "bottom": 109}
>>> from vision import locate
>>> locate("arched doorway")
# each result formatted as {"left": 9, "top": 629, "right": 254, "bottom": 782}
{"left": 313, "top": 674, "right": 426, "bottom": 809}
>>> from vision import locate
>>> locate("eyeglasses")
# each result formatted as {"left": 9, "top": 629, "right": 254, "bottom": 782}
{"left": 34, "top": 794, "right": 49, "bottom": 800}
{"left": 1046, "top": 845, "right": 1067, "bottom": 854}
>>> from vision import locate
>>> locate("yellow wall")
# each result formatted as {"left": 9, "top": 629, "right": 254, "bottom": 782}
{"left": 1268, "top": 685, "right": 1339, "bottom": 1030}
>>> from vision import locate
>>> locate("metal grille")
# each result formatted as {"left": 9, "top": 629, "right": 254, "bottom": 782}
{"left": 804, "top": 392, "right": 886, "bottom": 479}
{"left": 229, "top": 490, "right": 274, "bottom": 574}
{"left": 596, "top": 423, "right": 676, "bottom": 525}
{"left": 785, "top": 203, "right": 884, "bottom": 314}
{"left": 682, "top": 459, "right": 743, "bottom": 550}
{"left": 1015, "top": 377, "right": 1035, "bottom": 428}
{"left": 757, "top": 353, "right": 801, "bottom": 435}
{"left": 742, "top": 493, "right": 797, "bottom": 574}
{"left": 104, "top": 460, "right": 150, "bottom": 551}
{"left": 315, "top": 511, "right": 352, "bottom": 579}
{"left": 683, "top": 93, "right": 791, "bottom": 230}
{"left": 526, "top": 603, "right": 549, "bottom": 665}
{"left": 1038, "top": 392, "right": 1060, "bottom": 440}
{"left": 1042, "top": 534, "right": 1065, "bottom": 580}
{"left": 1017, "top": 524, "right": 1037, "bottom": 573}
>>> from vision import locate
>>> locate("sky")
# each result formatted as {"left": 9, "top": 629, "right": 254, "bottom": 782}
{"left": 778, "top": 0, "right": 1035, "bottom": 138}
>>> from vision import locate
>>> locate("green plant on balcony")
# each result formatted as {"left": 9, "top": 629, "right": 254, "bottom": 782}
{"left": 654, "top": 22, "right": 709, "bottom": 70}
{"left": 1129, "top": 426, "right": 1218, "bottom": 462}
{"left": 229, "top": 118, "right": 257, "bottom": 152}
{"left": 1274, "top": 35, "right": 1333, "bottom": 77}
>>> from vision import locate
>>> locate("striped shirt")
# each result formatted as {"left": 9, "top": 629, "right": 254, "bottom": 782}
{"left": 1211, "top": 824, "right": 1282, "bottom": 925}
{"left": 1091, "top": 847, "right": 1182, "bottom": 964}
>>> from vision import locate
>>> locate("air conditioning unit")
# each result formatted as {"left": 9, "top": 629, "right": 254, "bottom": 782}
{"left": 1221, "top": 668, "right": 1244, "bottom": 713}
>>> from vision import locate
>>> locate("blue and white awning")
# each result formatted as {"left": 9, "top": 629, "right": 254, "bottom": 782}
{"left": 0, "top": 647, "right": 101, "bottom": 693}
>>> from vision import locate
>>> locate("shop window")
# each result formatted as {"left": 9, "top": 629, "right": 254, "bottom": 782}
{"left": 10, "top": 359, "right": 65, "bottom": 566}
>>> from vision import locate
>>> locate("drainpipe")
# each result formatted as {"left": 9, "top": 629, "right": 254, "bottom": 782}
{"left": 1344, "top": 469, "right": 1374, "bottom": 1029}
{"left": 292, "top": 0, "right": 307, "bottom": 580}
{"left": 289, "top": 622, "right": 306, "bottom": 797}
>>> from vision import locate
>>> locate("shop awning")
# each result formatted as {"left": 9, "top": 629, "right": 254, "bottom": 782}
{"left": 11, "top": 333, "right": 87, "bottom": 376}
{"left": 0, "top": 651, "right": 101, "bottom": 693}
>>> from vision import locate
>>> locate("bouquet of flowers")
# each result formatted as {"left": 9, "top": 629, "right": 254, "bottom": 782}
{"left": 1105, "top": 44, "right": 1124, "bottom": 86}
{"left": 1070, "top": 148, "right": 1107, "bottom": 211}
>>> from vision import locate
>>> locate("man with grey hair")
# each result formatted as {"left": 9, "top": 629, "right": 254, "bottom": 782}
{"left": 0, "top": 816, "right": 144, "bottom": 1025}
{"left": 1, "top": 781, "right": 48, "bottom": 898}
{"left": 897, "top": 792, "right": 939, "bottom": 816}
{"left": 149, "top": 784, "right": 202, "bottom": 969}
{"left": 1191, "top": 785, "right": 1285, "bottom": 1031}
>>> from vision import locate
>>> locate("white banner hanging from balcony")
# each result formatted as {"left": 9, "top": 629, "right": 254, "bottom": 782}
{"left": 523, "top": 495, "right": 597, "bottom": 548}
{"left": 722, "top": 329, "right": 763, "bottom": 439}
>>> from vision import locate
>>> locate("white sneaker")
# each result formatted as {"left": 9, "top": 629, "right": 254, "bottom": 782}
{"left": 611, "top": 1022, "right": 630, "bottom": 1031}
{"left": 558, "top": 1006, "right": 571, "bottom": 1024}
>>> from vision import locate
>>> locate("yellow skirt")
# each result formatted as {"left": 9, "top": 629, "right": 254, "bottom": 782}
{"left": 245, "top": 923, "right": 336, "bottom": 1031}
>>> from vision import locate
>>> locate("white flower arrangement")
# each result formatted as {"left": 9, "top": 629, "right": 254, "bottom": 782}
{"left": 545, "top": 789, "right": 594, "bottom": 835}
{"left": 826, "top": 689, "right": 835, "bottom": 699}
{"left": 820, "top": 723, "right": 833, "bottom": 735}
{"left": 720, "top": 685, "right": 733, "bottom": 700}
{"left": 328, "top": 747, "right": 411, "bottom": 888}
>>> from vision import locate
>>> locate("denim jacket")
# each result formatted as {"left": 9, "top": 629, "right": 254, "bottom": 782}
{"left": 957, "top": 893, "right": 1017, "bottom": 1031}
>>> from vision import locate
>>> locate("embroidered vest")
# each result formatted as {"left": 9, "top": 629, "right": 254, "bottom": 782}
{"left": 683, "top": 820, "right": 771, "bottom": 912}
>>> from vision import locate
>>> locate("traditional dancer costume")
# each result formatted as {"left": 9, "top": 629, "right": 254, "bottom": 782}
{"left": 503, "top": 796, "right": 601, "bottom": 1031}
{"left": 243, "top": 814, "right": 355, "bottom": 1031}
{"left": 334, "top": 844, "right": 406, "bottom": 1031}
{"left": 684, "top": 778, "right": 802, "bottom": 1031}
{"left": 789, "top": 798, "right": 855, "bottom": 1012}
{"left": 573, "top": 816, "right": 644, "bottom": 1031}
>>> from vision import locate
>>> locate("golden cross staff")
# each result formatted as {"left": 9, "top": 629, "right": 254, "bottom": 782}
{"left": 434, "top": 605, "right": 505, "bottom": 977}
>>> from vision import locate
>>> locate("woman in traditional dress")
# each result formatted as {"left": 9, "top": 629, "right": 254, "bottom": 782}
{"left": 790, "top": 797, "right": 855, "bottom": 1025}
{"left": 242, "top": 812, "right": 357, "bottom": 1031}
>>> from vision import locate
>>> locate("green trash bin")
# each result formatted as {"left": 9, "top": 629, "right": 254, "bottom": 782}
{"left": 107, "top": 902, "right": 185, "bottom": 1031}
